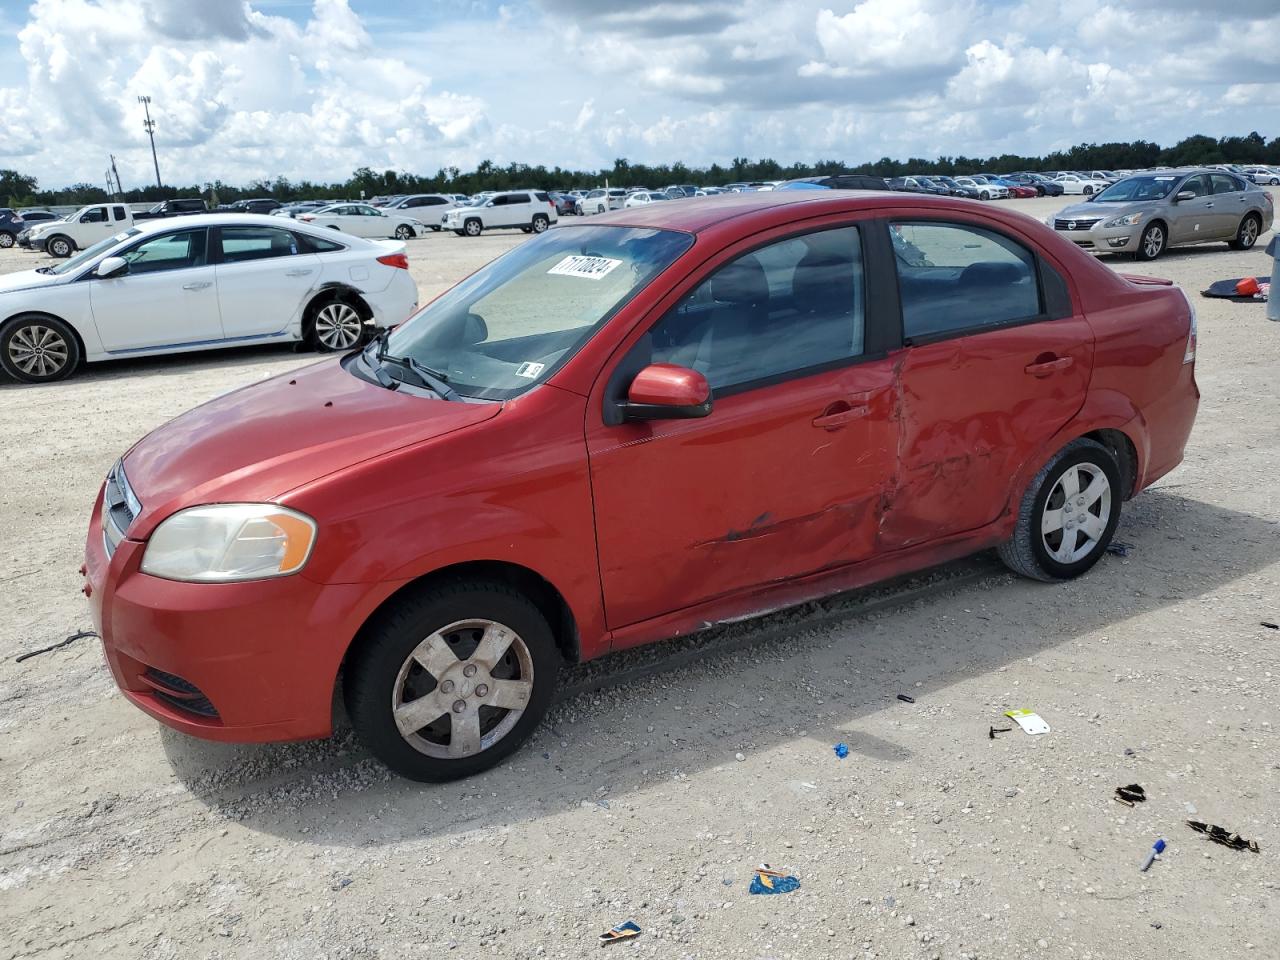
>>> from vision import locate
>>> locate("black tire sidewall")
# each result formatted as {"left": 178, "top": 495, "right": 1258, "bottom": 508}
{"left": 0, "top": 315, "right": 81, "bottom": 383}
{"left": 1137, "top": 224, "right": 1164, "bottom": 261}
{"left": 48, "top": 236, "right": 72, "bottom": 257}
{"left": 464, "top": 219, "right": 481, "bottom": 236}
{"left": 1027, "top": 444, "right": 1122, "bottom": 580}
{"left": 532, "top": 216, "right": 548, "bottom": 233}
{"left": 395, "top": 225, "right": 413, "bottom": 239}
{"left": 1237, "top": 215, "right": 1259, "bottom": 248}
{"left": 345, "top": 583, "right": 560, "bottom": 782}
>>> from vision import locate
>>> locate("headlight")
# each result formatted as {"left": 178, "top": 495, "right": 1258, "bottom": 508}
{"left": 1103, "top": 212, "right": 1144, "bottom": 228}
{"left": 141, "top": 504, "right": 317, "bottom": 582}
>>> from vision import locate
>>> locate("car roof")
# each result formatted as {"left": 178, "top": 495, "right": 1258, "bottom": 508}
{"left": 584, "top": 190, "right": 1005, "bottom": 235}
{"left": 126, "top": 212, "right": 369, "bottom": 240}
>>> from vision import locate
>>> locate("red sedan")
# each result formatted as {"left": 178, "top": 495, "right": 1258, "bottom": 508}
{"left": 84, "top": 192, "right": 1199, "bottom": 781}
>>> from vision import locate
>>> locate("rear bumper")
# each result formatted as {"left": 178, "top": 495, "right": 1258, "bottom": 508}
{"left": 365, "top": 271, "right": 419, "bottom": 328}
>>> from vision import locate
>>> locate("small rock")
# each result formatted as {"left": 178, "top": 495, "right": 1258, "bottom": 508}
{"left": 735, "top": 752, "right": 745, "bottom": 762}
{"left": 1124, "top": 748, "right": 1135, "bottom": 757}
{"left": 1005, "top": 787, "right": 1018, "bottom": 798}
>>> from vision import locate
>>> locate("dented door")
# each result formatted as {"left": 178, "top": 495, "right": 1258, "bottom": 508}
{"left": 588, "top": 361, "right": 898, "bottom": 630}
{"left": 877, "top": 317, "right": 1094, "bottom": 549}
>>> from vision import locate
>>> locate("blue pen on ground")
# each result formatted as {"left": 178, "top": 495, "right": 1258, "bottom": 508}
{"left": 1140, "top": 838, "right": 1167, "bottom": 872}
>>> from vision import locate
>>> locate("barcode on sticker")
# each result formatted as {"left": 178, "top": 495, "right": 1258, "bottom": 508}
{"left": 548, "top": 255, "right": 622, "bottom": 280}
{"left": 515, "top": 361, "right": 545, "bottom": 379}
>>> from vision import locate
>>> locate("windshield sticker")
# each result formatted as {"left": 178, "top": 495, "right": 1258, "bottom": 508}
{"left": 1155, "top": 176, "right": 1175, "bottom": 180}
{"left": 548, "top": 255, "right": 622, "bottom": 280}
{"left": 515, "top": 361, "right": 546, "bottom": 379}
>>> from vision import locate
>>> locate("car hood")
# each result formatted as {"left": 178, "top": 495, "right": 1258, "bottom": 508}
{"left": 121, "top": 358, "right": 500, "bottom": 536}
{"left": 1056, "top": 199, "right": 1151, "bottom": 219}
{"left": 0, "top": 268, "right": 68, "bottom": 294}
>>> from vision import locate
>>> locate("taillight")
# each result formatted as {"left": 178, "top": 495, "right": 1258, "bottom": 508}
{"left": 377, "top": 253, "right": 409, "bottom": 269}
{"left": 1178, "top": 287, "right": 1197, "bottom": 364}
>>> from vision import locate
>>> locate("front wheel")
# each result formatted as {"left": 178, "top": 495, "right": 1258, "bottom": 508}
{"left": 998, "top": 438, "right": 1121, "bottom": 582}
{"left": 394, "top": 224, "right": 414, "bottom": 240}
{"left": 1, "top": 315, "right": 81, "bottom": 383}
{"left": 46, "top": 235, "right": 73, "bottom": 258}
{"left": 1135, "top": 222, "right": 1165, "bottom": 261}
{"left": 1228, "top": 214, "right": 1261, "bottom": 251}
{"left": 463, "top": 219, "right": 482, "bottom": 237}
{"left": 345, "top": 581, "right": 560, "bottom": 781}
{"left": 1083, "top": 186, "right": 1094, "bottom": 196}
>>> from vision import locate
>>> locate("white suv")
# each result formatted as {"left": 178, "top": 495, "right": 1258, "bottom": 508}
{"left": 442, "top": 191, "right": 558, "bottom": 237}
{"left": 380, "top": 193, "right": 459, "bottom": 229}
{"left": 579, "top": 188, "right": 627, "bottom": 215}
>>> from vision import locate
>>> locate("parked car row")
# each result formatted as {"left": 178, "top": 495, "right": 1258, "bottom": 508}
{"left": 1048, "top": 167, "right": 1274, "bottom": 261}
{"left": 0, "top": 213, "right": 420, "bottom": 383}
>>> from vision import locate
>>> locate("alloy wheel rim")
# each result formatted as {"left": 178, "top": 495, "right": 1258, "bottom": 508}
{"left": 396, "top": 225, "right": 412, "bottom": 239}
{"left": 465, "top": 221, "right": 480, "bottom": 235}
{"left": 314, "top": 303, "right": 363, "bottom": 349}
{"left": 391, "top": 618, "right": 535, "bottom": 759}
{"left": 1241, "top": 219, "right": 1258, "bottom": 246}
{"left": 51, "top": 239, "right": 69, "bottom": 256}
{"left": 1041, "top": 462, "right": 1111, "bottom": 564}
{"left": 1144, "top": 227, "right": 1163, "bottom": 258}
{"left": 533, "top": 218, "right": 547, "bottom": 232}
{"left": 9, "top": 324, "right": 69, "bottom": 377}
{"left": 0, "top": 233, "right": 13, "bottom": 247}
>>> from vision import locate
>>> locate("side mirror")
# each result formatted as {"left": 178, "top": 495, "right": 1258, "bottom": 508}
{"left": 623, "top": 363, "right": 712, "bottom": 421}
{"left": 1174, "top": 190, "right": 1195, "bottom": 203}
{"left": 95, "top": 256, "right": 129, "bottom": 279}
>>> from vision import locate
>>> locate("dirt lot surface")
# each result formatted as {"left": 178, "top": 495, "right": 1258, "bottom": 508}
{"left": 2, "top": 195, "right": 1279, "bottom": 959}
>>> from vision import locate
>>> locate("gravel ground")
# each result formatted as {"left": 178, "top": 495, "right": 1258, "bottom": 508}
{"left": 2, "top": 196, "right": 1279, "bottom": 960}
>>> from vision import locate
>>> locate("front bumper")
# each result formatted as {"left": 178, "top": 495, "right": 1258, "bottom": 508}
{"left": 1053, "top": 222, "right": 1140, "bottom": 254}
{"left": 23, "top": 235, "right": 45, "bottom": 251}
{"left": 83, "top": 487, "right": 390, "bottom": 743}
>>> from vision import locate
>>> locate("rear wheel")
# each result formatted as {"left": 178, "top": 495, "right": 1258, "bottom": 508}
{"left": 0, "top": 231, "right": 14, "bottom": 248}
{"left": 46, "top": 235, "right": 73, "bottom": 258}
{"left": 531, "top": 214, "right": 549, "bottom": 233}
{"left": 998, "top": 438, "right": 1121, "bottom": 582}
{"left": 1135, "top": 222, "right": 1165, "bottom": 261}
{"left": 0, "top": 315, "right": 80, "bottom": 383}
{"left": 345, "top": 581, "right": 560, "bottom": 781}
{"left": 1228, "top": 213, "right": 1261, "bottom": 251}
{"left": 307, "top": 297, "right": 366, "bottom": 352}
{"left": 463, "top": 218, "right": 482, "bottom": 237}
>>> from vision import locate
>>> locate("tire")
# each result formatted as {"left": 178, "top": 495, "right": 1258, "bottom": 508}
{"left": 453, "top": 230, "right": 465, "bottom": 237}
{"left": 431, "top": 225, "right": 441, "bottom": 232}
{"left": 1034, "top": 186, "right": 1045, "bottom": 197}
{"left": 46, "top": 235, "right": 73, "bottom": 258}
{"left": 997, "top": 438, "right": 1121, "bottom": 582}
{"left": 0, "top": 231, "right": 14, "bottom": 248}
{"left": 394, "top": 224, "right": 414, "bottom": 240}
{"left": 1083, "top": 186, "right": 1093, "bottom": 196}
{"left": 344, "top": 580, "right": 560, "bottom": 781}
{"left": 1135, "top": 221, "right": 1166, "bottom": 261}
{"left": 531, "top": 215, "right": 549, "bottom": 233}
{"left": 520, "top": 226, "right": 532, "bottom": 234}
{"left": 463, "top": 218, "right": 482, "bottom": 237}
{"left": 1228, "top": 213, "right": 1261, "bottom": 251}
{"left": 980, "top": 191, "right": 990, "bottom": 201}
{"left": 307, "top": 297, "right": 367, "bottom": 352}
{"left": 0, "top": 315, "right": 81, "bottom": 383}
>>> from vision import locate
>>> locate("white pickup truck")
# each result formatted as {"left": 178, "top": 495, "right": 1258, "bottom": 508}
{"left": 22, "top": 203, "right": 135, "bottom": 258}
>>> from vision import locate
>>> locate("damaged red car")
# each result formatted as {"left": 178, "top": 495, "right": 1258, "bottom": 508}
{"left": 84, "top": 191, "right": 1199, "bottom": 781}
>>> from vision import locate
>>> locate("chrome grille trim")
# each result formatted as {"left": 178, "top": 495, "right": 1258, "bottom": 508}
{"left": 1054, "top": 217, "right": 1102, "bottom": 231}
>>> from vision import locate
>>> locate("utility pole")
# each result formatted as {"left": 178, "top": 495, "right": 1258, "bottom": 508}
{"left": 138, "top": 95, "right": 161, "bottom": 188}
{"left": 109, "top": 154, "right": 124, "bottom": 197}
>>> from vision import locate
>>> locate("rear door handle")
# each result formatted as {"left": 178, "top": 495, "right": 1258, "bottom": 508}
{"left": 285, "top": 269, "right": 314, "bottom": 277}
{"left": 812, "top": 398, "right": 871, "bottom": 430}
{"left": 182, "top": 281, "right": 212, "bottom": 291}
{"left": 1024, "top": 356, "right": 1074, "bottom": 377}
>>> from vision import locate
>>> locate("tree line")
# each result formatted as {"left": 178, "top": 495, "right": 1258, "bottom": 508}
{"left": 3, "top": 131, "right": 1278, "bottom": 209}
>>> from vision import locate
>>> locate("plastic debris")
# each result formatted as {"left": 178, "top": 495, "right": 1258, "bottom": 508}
{"left": 1105, "top": 541, "right": 1132, "bottom": 557}
{"left": 14, "top": 629, "right": 99, "bottom": 663}
{"left": 1115, "top": 783, "right": 1147, "bottom": 807}
{"left": 598, "top": 920, "right": 641, "bottom": 946}
{"left": 833, "top": 743, "right": 849, "bottom": 759}
{"left": 1261, "top": 621, "right": 1278, "bottom": 630}
{"left": 1139, "top": 838, "right": 1167, "bottom": 872}
{"left": 988, "top": 725, "right": 1013, "bottom": 740}
{"left": 749, "top": 865, "right": 800, "bottom": 895}
{"left": 1004, "top": 709, "right": 1050, "bottom": 735}
{"left": 1187, "top": 820, "right": 1260, "bottom": 853}
{"left": 896, "top": 693, "right": 915, "bottom": 703}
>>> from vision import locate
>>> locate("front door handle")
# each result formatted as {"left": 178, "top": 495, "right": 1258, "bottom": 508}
{"left": 1025, "top": 356, "right": 1074, "bottom": 377}
{"left": 182, "top": 281, "right": 212, "bottom": 291}
{"left": 284, "top": 269, "right": 314, "bottom": 277}
{"left": 1204, "top": 202, "right": 1214, "bottom": 208}
{"left": 812, "top": 399, "right": 870, "bottom": 430}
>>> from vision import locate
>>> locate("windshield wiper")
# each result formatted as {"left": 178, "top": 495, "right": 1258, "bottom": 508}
{"left": 368, "top": 329, "right": 458, "bottom": 400}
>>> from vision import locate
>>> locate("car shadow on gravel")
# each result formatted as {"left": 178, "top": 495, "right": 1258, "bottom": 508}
{"left": 0, "top": 342, "right": 313, "bottom": 389}
{"left": 161, "top": 487, "right": 1280, "bottom": 845}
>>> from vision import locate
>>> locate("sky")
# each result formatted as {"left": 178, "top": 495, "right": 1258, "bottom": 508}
{"left": 0, "top": 0, "right": 1278, "bottom": 190}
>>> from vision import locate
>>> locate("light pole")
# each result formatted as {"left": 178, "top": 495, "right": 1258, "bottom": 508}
{"left": 138, "top": 95, "right": 161, "bottom": 188}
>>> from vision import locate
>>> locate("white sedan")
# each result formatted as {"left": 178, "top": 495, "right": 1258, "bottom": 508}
{"left": 623, "top": 191, "right": 671, "bottom": 208}
{"left": 1053, "top": 174, "right": 1110, "bottom": 196}
{"left": 297, "top": 203, "right": 430, "bottom": 239}
{"left": 0, "top": 214, "right": 418, "bottom": 383}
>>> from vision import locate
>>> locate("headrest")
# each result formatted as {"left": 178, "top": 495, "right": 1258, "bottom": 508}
{"left": 709, "top": 256, "right": 769, "bottom": 305}
{"left": 958, "top": 261, "right": 1024, "bottom": 287}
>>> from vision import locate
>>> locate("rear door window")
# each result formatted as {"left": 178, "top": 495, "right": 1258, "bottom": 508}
{"left": 891, "top": 221, "right": 1041, "bottom": 341}
{"left": 218, "top": 226, "right": 300, "bottom": 263}
{"left": 1210, "top": 173, "right": 1243, "bottom": 195}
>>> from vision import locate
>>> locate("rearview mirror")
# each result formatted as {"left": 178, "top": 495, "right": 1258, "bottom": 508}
{"left": 623, "top": 363, "right": 712, "bottom": 421}
{"left": 463, "top": 312, "right": 487, "bottom": 344}
{"left": 1174, "top": 190, "right": 1195, "bottom": 202}
{"left": 95, "top": 256, "right": 129, "bottom": 279}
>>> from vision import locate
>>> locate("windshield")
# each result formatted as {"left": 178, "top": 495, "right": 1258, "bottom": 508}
{"left": 49, "top": 229, "right": 141, "bottom": 275}
{"left": 375, "top": 225, "right": 693, "bottom": 400}
{"left": 1093, "top": 175, "right": 1179, "bottom": 203}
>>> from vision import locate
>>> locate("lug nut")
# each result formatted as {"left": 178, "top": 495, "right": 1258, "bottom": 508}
{"left": 452, "top": 700, "right": 466, "bottom": 713}
{"left": 475, "top": 683, "right": 488, "bottom": 697}
{"left": 440, "top": 680, "right": 454, "bottom": 693}
{"left": 463, "top": 664, "right": 477, "bottom": 678}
